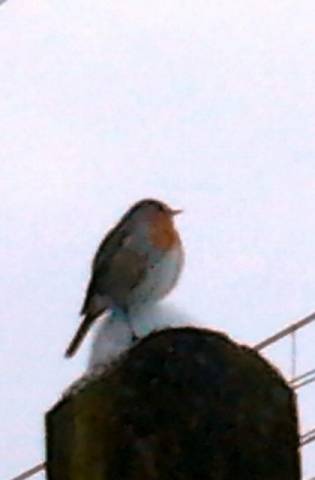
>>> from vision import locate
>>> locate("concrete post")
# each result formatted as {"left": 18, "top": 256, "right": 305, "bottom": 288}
{"left": 46, "top": 327, "right": 301, "bottom": 480}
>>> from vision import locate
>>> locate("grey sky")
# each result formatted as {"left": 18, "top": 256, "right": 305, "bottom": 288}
{"left": 1, "top": 1, "right": 315, "bottom": 478}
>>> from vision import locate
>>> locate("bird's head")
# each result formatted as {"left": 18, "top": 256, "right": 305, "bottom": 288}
{"left": 123, "top": 198, "right": 183, "bottom": 250}
{"left": 126, "top": 198, "right": 182, "bottom": 223}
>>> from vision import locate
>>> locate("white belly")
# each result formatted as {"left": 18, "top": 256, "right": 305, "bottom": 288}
{"left": 128, "top": 245, "right": 184, "bottom": 313}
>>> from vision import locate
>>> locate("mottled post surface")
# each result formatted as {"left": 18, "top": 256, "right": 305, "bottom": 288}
{"left": 46, "top": 327, "right": 301, "bottom": 480}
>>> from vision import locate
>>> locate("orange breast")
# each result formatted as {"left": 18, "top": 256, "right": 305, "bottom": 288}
{"left": 148, "top": 213, "right": 180, "bottom": 251}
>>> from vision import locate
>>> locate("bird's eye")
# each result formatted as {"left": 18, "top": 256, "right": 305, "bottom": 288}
{"left": 157, "top": 203, "right": 167, "bottom": 213}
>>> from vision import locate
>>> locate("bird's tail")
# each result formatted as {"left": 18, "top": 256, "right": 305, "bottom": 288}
{"left": 65, "top": 315, "right": 95, "bottom": 358}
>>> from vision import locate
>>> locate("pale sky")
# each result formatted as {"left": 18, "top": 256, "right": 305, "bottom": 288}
{"left": 1, "top": 1, "right": 315, "bottom": 478}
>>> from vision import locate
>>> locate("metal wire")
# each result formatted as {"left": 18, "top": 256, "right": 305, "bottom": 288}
{"left": 291, "top": 367, "right": 315, "bottom": 384}
{"left": 300, "top": 428, "right": 315, "bottom": 447}
{"left": 255, "top": 311, "right": 315, "bottom": 350}
{"left": 294, "top": 375, "right": 315, "bottom": 390}
{"left": 291, "top": 330, "right": 297, "bottom": 379}
{"left": 9, "top": 462, "right": 45, "bottom": 480}
{"left": 291, "top": 367, "right": 315, "bottom": 390}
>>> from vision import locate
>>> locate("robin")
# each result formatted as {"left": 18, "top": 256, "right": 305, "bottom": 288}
{"left": 65, "top": 199, "right": 184, "bottom": 357}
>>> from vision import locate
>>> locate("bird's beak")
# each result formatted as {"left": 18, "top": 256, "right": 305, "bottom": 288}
{"left": 170, "top": 208, "right": 183, "bottom": 216}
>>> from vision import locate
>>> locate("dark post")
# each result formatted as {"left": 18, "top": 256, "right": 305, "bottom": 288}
{"left": 46, "top": 327, "right": 301, "bottom": 480}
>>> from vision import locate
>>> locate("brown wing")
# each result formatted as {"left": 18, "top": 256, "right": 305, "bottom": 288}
{"left": 80, "top": 226, "right": 128, "bottom": 315}
{"left": 102, "top": 248, "right": 148, "bottom": 307}
{"left": 80, "top": 229, "right": 147, "bottom": 315}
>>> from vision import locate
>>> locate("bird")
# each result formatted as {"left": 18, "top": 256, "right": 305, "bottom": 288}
{"left": 65, "top": 198, "right": 184, "bottom": 358}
